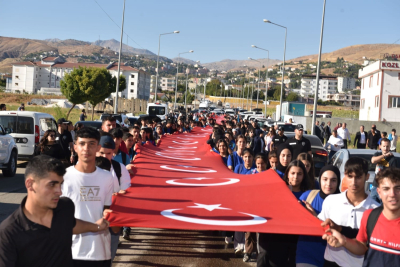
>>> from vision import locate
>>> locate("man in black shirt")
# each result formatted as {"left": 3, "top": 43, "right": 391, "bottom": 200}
{"left": 367, "top": 125, "right": 380, "bottom": 150}
{"left": 285, "top": 124, "right": 312, "bottom": 159}
{"left": 274, "top": 127, "right": 288, "bottom": 147}
{"left": 56, "top": 118, "right": 74, "bottom": 163}
{"left": 79, "top": 109, "right": 87, "bottom": 121}
{"left": 0, "top": 155, "right": 109, "bottom": 267}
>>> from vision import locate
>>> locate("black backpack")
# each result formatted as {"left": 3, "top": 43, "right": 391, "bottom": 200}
{"left": 111, "top": 159, "right": 122, "bottom": 185}
{"left": 366, "top": 206, "right": 383, "bottom": 247}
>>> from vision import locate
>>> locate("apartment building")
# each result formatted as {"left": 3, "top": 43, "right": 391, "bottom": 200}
{"left": 300, "top": 74, "right": 338, "bottom": 101}
{"left": 160, "top": 77, "right": 176, "bottom": 91}
{"left": 337, "top": 77, "right": 356, "bottom": 92}
{"left": 11, "top": 56, "right": 150, "bottom": 100}
{"left": 326, "top": 93, "right": 360, "bottom": 107}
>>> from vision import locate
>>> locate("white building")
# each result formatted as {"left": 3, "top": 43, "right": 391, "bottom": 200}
{"left": 337, "top": 77, "right": 356, "bottom": 92}
{"left": 160, "top": 77, "right": 176, "bottom": 92}
{"left": 300, "top": 75, "right": 338, "bottom": 101}
{"left": 326, "top": 93, "right": 360, "bottom": 107}
{"left": 358, "top": 60, "right": 400, "bottom": 122}
{"left": 11, "top": 57, "right": 150, "bottom": 100}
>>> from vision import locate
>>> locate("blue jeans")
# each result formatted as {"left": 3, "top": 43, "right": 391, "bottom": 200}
{"left": 110, "top": 228, "right": 121, "bottom": 262}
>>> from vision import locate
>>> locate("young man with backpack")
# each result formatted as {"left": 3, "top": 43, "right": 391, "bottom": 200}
{"left": 323, "top": 168, "right": 400, "bottom": 267}
{"left": 318, "top": 157, "right": 380, "bottom": 267}
{"left": 96, "top": 134, "right": 130, "bottom": 260}
{"left": 109, "top": 128, "right": 130, "bottom": 166}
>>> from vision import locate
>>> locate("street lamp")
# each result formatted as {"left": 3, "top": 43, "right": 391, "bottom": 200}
{"left": 114, "top": 0, "right": 126, "bottom": 114}
{"left": 248, "top": 57, "right": 262, "bottom": 109}
{"left": 194, "top": 60, "right": 200, "bottom": 109}
{"left": 264, "top": 19, "right": 286, "bottom": 121}
{"left": 184, "top": 67, "right": 190, "bottom": 111}
{"left": 155, "top": 30, "right": 179, "bottom": 102}
{"left": 311, "top": 0, "right": 327, "bottom": 135}
{"left": 174, "top": 50, "right": 193, "bottom": 110}
{"left": 252, "top": 45, "right": 269, "bottom": 115}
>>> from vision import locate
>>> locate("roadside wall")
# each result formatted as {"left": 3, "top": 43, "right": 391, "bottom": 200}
{"left": 86, "top": 98, "right": 149, "bottom": 114}
{"left": 292, "top": 115, "right": 400, "bottom": 134}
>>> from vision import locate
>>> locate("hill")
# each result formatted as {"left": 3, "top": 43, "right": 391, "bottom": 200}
{"left": 172, "top": 57, "right": 198, "bottom": 65}
{"left": 203, "top": 58, "right": 281, "bottom": 72}
{"left": 93, "top": 39, "right": 155, "bottom": 56}
{"left": 289, "top": 44, "right": 400, "bottom": 64}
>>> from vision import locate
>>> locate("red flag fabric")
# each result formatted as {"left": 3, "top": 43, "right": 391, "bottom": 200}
{"left": 108, "top": 126, "right": 324, "bottom": 236}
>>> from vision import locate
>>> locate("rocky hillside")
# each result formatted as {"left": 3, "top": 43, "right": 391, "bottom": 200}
{"left": 289, "top": 44, "right": 400, "bottom": 64}
{"left": 93, "top": 39, "right": 155, "bottom": 56}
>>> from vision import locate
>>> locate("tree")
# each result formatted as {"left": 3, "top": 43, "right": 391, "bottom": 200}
{"left": 60, "top": 67, "right": 91, "bottom": 119}
{"left": 84, "top": 67, "right": 126, "bottom": 120}
{"left": 286, "top": 92, "right": 299, "bottom": 102}
{"left": 273, "top": 88, "right": 286, "bottom": 101}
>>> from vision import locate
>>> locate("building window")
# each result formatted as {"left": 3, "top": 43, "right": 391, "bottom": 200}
{"left": 389, "top": 96, "right": 400, "bottom": 108}
{"left": 131, "top": 74, "right": 135, "bottom": 78}
{"left": 375, "top": 96, "right": 379, "bottom": 108}
{"left": 15, "top": 83, "right": 18, "bottom": 86}
{"left": 362, "top": 79, "right": 364, "bottom": 89}
{"left": 361, "top": 99, "right": 365, "bottom": 109}
{"left": 377, "top": 73, "right": 379, "bottom": 85}
{"left": 131, "top": 82, "right": 134, "bottom": 85}
{"left": 369, "top": 76, "right": 373, "bottom": 88}
{"left": 130, "top": 90, "right": 134, "bottom": 93}
{"left": 15, "top": 75, "right": 19, "bottom": 79}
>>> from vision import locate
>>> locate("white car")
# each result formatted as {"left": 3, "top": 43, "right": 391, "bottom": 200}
{"left": 0, "top": 124, "right": 18, "bottom": 177}
{"left": 0, "top": 111, "right": 57, "bottom": 160}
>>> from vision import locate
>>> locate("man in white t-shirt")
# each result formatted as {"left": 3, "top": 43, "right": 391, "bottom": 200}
{"left": 96, "top": 134, "right": 130, "bottom": 259}
{"left": 319, "top": 157, "right": 380, "bottom": 267}
{"left": 62, "top": 127, "right": 114, "bottom": 267}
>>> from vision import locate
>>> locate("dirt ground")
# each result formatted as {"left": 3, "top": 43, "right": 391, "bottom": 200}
{"left": 0, "top": 92, "right": 65, "bottom": 106}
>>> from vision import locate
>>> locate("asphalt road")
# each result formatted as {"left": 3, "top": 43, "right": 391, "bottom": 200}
{"left": 0, "top": 163, "right": 256, "bottom": 267}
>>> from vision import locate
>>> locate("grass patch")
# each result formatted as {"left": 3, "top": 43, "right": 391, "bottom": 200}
{"left": 6, "top": 104, "right": 100, "bottom": 124}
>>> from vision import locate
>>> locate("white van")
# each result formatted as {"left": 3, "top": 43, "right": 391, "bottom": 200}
{"left": 147, "top": 103, "right": 169, "bottom": 121}
{"left": 0, "top": 111, "right": 57, "bottom": 160}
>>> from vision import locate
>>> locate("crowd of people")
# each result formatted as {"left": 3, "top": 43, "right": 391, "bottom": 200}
{"left": 315, "top": 120, "right": 398, "bottom": 156}
{"left": 0, "top": 109, "right": 399, "bottom": 267}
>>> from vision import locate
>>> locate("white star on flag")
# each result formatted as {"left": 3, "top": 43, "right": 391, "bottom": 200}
{"left": 187, "top": 203, "right": 231, "bottom": 212}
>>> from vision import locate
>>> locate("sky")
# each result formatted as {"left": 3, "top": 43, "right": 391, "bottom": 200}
{"left": 1, "top": 0, "right": 399, "bottom": 63}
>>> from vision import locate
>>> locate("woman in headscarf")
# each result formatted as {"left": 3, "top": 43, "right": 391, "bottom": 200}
{"left": 275, "top": 143, "right": 293, "bottom": 178}
{"left": 295, "top": 165, "right": 341, "bottom": 267}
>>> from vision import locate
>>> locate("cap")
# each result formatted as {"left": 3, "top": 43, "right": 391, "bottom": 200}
{"left": 295, "top": 124, "right": 304, "bottom": 130}
{"left": 57, "top": 118, "right": 67, "bottom": 125}
{"left": 99, "top": 135, "right": 115, "bottom": 149}
{"left": 278, "top": 126, "right": 284, "bottom": 131}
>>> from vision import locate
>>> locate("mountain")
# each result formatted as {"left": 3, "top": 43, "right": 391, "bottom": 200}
{"left": 172, "top": 57, "right": 198, "bottom": 65}
{"left": 202, "top": 58, "right": 281, "bottom": 72}
{"left": 288, "top": 44, "right": 400, "bottom": 64}
{"left": 93, "top": 39, "right": 155, "bottom": 56}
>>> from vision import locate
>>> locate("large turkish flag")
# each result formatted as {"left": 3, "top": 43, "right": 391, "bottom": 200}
{"left": 107, "top": 125, "right": 324, "bottom": 236}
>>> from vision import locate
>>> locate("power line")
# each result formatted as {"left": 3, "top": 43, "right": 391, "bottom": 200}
{"left": 371, "top": 38, "right": 400, "bottom": 59}
{"left": 93, "top": 0, "right": 145, "bottom": 50}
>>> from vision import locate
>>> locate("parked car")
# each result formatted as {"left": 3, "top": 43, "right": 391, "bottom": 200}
{"left": 285, "top": 133, "right": 328, "bottom": 177}
{"left": 75, "top": 121, "right": 102, "bottom": 131}
{"left": 100, "top": 113, "right": 130, "bottom": 127}
{"left": 0, "top": 111, "right": 56, "bottom": 160}
{"left": 0, "top": 124, "right": 18, "bottom": 177}
{"left": 329, "top": 149, "right": 400, "bottom": 193}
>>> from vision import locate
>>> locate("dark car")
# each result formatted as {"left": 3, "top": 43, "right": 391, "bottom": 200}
{"left": 329, "top": 149, "right": 400, "bottom": 193}
{"left": 75, "top": 121, "right": 102, "bottom": 130}
{"left": 285, "top": 133, "right": 328, "bottom": 178}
